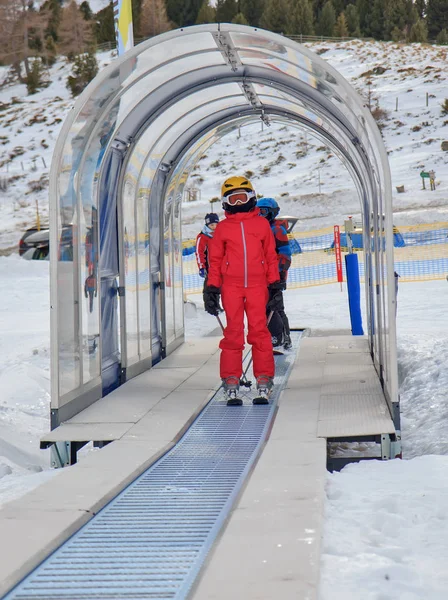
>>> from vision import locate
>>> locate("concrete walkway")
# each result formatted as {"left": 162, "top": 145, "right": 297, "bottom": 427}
{"left": 192, "top": 334, "right": 395, "bottom": 600}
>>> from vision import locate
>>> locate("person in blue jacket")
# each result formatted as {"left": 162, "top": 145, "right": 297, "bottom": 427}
{"left": 257, "top": 198, "right": 292, "bottom": 349}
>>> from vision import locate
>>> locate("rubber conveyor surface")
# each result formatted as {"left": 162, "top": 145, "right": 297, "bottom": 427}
{"left": 3, "top": 333, "right": 301, "bottom": 600}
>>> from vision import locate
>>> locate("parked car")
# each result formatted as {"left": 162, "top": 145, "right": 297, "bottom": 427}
{"left": 19, "top": 225, "right": 73, "bottom": 261}
{"left": 19, "top": 228, "right": 50, "bottom": 260}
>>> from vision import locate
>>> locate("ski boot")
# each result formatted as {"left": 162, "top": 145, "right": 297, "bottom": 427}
{"left": 253, "top": 375, "right": 274, "bottom": 405}
{"left": 222, "top": 376, "right": 243, "bottom": 406}
{"left": 283, "top": 333, "right": 292, "bottom": 350}
{"left": 271, "top": 333, "right": 284, "bottom": 348}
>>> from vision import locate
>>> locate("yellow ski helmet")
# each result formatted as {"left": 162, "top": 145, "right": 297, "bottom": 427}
{"left": 221, "top": 176, "right": 254, "bottom": 198}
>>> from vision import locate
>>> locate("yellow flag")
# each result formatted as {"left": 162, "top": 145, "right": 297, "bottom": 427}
{"left": 114, "top": 0, "right": 134, "bottom": 56}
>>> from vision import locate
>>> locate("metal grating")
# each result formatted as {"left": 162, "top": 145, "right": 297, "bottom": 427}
{"left": 4, "top": 333, "right": 301, "bottom": 600}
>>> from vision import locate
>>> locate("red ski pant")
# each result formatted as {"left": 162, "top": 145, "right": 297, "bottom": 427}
{"left": 219, "top": 284, "right": 274, "bottom": 380}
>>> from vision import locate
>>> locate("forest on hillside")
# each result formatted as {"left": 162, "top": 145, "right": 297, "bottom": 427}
{"left": 1, "top": 0, "right": 447, "bottom": 97}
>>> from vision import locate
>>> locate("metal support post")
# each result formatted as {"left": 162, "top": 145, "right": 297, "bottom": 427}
{"left": 381, "top": 434, "right": 391, "bottom": 460}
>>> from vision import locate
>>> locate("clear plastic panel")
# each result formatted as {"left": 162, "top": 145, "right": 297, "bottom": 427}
{"left": 116, "top": 52, "right": 228, "bottom": 124}
{"left": 55, "top": 93, "right": 121, "bottom": 398}
{"left": 57, "top": 248, "right": 80, "bottom": 397}
{"left": 239, "top": 51, "right": 319, "bottom": 89}
{"left": 136, "top": 184, "right": 151, "bottom": 357}
{"left": 163, "top": 194, "right": 175, "bottom": 346}
{"left": 122, "top": 33, "right": 220, "bottom": 90}
{"left": 77, "top": 137, "right": 102, "bottom": 385}
{"left": 173, "top": 187, "right": 184, "bottom": 337}
{"left": 128, "top": 86, "right": 246, "bottom": 160}
{"left": 122, "top": 170, "right": 139, "bottom": 363}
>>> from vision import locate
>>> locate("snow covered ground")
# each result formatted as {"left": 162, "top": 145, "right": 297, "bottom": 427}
{"left": 0, "top": 37, "right": 448, "bottom": 598}
{"left": 1, "top": 251, "right": 448, "bottom": 598}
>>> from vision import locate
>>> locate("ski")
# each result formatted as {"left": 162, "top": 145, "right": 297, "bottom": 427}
{"left": 252, "top": 393, "right": 270, "bottom": 405}
{"left": 226, "top": 389, "right": 243, "bottom": 406}
{"left": 227, "top": 397, "right": 243, "bottom": 406}
{"left": 273, "top": 349, "right": 284, "bottom": 355}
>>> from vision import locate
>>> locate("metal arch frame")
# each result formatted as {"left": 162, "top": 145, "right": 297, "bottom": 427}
{"left": 49, "top": 23, "right": 398, "bottom": 429}
{"left": 153, "top": 104, "right": 385, "bottom": 380}
{"left": 117, "top": 84, "right": 375, "bottom": 345}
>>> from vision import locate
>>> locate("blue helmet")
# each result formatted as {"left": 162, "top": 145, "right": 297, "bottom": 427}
{"left": 257, "top": 197, "right": 280, "bottom": 222}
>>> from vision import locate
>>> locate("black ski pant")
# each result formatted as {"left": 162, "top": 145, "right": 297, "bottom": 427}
{"left": 266, "top": 290, "right": 290, "bottom": 341}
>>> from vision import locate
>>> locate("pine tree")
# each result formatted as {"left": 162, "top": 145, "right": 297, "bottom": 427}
{"left": 369, "top": 0, "right": 386, "bottom": 39}
{"left": 332, "top": 0, "right": 347, "bottom": 15}
{"left": 27, "top": 4, "right": 52, "bottom": 55}
{"left": 291, "top": 0, "right": 315, "bottom": 35}
{"left": 408, "top": 16, "right": 427, "bottom": 40}
{"left": 44, "top": 34, "right": 57, "bottom": 65}
{"left": 215, "top": 0, "right": 238, "bottom": 22}
{"left": 132, "top": 0, "right": 143, "bottom": 36}
{"left": 414, "top": 0, "right": 426, "bottom": 18}
{"left": 436, "top": 27, "right": 448, "bottom": 43}
{"left": 26, "top": 57, "right": 46, "bottom": 93}
{"left": 345, "top": 4, "right": 360, "bottom": 36}
{"left": 260, "top": 0, "right": 290, "bottom": 32}
{"left": 196, "top": 0, "right": 215, "bottom": 23}
{"left": 79, "top": 1, "right": 93, "bottom": 21}
{"left": 0, "top": 0, "right": 52, "bottom": 80}
{"left": 383, "top": 0, "right": 407, "bottom": 40}
{"left": 240, "top": 0, "right": 265, "bottom": 26}
{"left": 404, "top": 0, "right": 418, "bottom": 33}
{"left": 334, "top": 11, "right": 348, "bottom": 36}
{"left": 313, "top": 0, "right": 326, "bottom": 20}
{"left": 356, "top": 0, "right": 371, "bottom": 35}
{"left": 391, "top": 25, "right": 403, "bottom": 40}
{"left": 232, "top": 11, "right": 249, "bottom": 24}
{"left": 166, "top": 0, "right": 202, "bottom": 26}
{"left": 41, "top": 0, "right": 61, "bottom": 42}
{"left": 317, "top": 0, "right": 336, "bottom": 36}
{"left": 140, "top": 0, "right": 171, "bottom": 36}
{"left": 57, "top": 0, "right": 95, "bottom": 59}
{"left": 426, "top": 0, "right": 448, "bottom": 38}
{"left": 95, "top": 3, "right": 115, "bottom": 44}
{"left": 67, "top": 52, "right": 98, "bottom": 96}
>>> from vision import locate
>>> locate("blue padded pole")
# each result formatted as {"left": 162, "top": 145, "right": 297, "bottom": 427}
{"left": 345, "top": 253, "right": 364, "bottom": 335}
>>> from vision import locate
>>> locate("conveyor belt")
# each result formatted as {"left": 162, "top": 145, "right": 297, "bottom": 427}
{"left": 3, "top": 333, "right": 301, "bottom": 600}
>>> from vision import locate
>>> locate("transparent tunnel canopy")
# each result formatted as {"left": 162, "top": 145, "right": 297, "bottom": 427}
{"left": 49, "top": 24, "right": 398, "bottom": 427}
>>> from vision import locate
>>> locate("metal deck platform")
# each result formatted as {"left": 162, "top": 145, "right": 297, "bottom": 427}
{"left": 0, "top": 332, "right": 398, "bottom": 600}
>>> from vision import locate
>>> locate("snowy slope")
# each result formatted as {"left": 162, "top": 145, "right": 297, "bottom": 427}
{"left": 0, "top": 51, "right": 115, "bottom": 251}
{"left": 183, "top": 40, "right": 448, "bottom": 238}
{"left": 1, "top": 40, "right": 448, "bottom": 248}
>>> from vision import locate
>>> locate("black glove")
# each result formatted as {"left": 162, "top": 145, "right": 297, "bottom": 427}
{"left": 267, "top": 282, "right": 284, "bottom": 312}
{"left": 203, "top": 285, "right": 221, "bottom": 316}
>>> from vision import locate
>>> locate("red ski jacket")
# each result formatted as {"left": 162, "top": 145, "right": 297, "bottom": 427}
{"left": 207, "top": 210, "right": 280, "bottom": 289}
{"left": 195, "top": 230, "right": 212, "bottom": 272}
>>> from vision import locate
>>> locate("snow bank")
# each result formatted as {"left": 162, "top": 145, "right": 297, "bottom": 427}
{"left": 399, "top": 335, "right": 448, "bottom": 458}
{"left": 320, "top": 456, "right": 448, "bottom": 600}
{"left": 0, "top": 256, "right": 51, "bottom": 505}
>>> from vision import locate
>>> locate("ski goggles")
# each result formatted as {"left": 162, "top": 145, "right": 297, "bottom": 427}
{"left": 259, "top": 207, "right": 270, "bottom": 217}
{"left": 223, "top": 190, "right": 255, "bottom": 206}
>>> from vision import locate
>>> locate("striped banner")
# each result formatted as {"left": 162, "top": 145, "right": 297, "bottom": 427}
{"left": 113, "top": 0, "right": 134, "bottom": 56}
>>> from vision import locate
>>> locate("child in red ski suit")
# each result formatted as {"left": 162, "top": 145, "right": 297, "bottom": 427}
{"left": 204, "top": 176, "right": 280, "bottom": 406}
{"left": 195, "top": 213, "right": 219, "bottom": 280}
